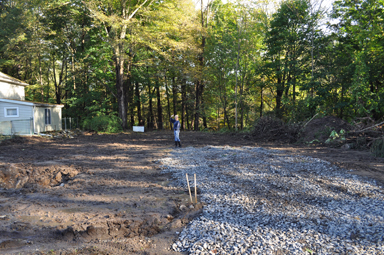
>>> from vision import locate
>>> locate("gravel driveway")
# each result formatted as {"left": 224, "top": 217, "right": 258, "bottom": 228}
{"left": 161, "top": 146, "right": 384, "bottom": 255}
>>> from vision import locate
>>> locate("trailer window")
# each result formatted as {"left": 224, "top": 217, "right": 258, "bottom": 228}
{"left": 45, "top": 109, "right": 51, "bottom": 125}
{"left": 4, "top": 107, "right": 19, "bottom": 117}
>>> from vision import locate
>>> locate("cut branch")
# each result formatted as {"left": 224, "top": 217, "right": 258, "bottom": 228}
{"left": 354, "top": 121, "right": 384, "bottom": 133}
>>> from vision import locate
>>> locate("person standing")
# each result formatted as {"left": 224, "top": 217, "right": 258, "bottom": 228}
{"left": 170, "top": 115, "right": 181, "bottom": 147}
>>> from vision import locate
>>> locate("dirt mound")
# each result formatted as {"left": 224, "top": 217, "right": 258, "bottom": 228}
{"left": 301, "top": 116, "right": 353, "bottom": 143}
{"left": 56, "top": 218, "right": 163, "bottom": 242}
{"left": 252, "top": 116, "right": 301, "bottom": 143}
{"left": 0, "top": 163, "right": 80, "bottom": 189}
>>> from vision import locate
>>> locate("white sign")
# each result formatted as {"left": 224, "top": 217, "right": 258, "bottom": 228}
{"left": 133, "top": 126, "right": 144, "bottom": 132}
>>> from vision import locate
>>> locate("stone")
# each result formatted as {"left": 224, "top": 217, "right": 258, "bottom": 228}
{"left": 55, "top": 172, "right": 62, "bottom": 183}
{"left": 15, "top": 176, "right": 29, "bottom": 189}
{"left": 160, "top": 146, "right": 384, "bottom": 254}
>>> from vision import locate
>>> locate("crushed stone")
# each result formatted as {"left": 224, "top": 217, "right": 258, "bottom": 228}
{"left": 160, "top": 146, "right": 384, "bottom": 255}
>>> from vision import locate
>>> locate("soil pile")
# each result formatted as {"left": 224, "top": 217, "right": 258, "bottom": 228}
{"left": 0, "top": 163, "right": 80, "bottom": 190}
{"left": 300, "top": 116, "right": 353, "bottom": 144}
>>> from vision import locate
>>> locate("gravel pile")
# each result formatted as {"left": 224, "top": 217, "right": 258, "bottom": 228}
{"left": 160, "top": 146, "right": 384, "bottom": 255}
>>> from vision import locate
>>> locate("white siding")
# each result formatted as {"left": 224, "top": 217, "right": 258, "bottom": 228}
{"left": 0, "top": 81, "right": 26, "bottom": 100}
{"left": 0, "top": 101, "right": 33, "bottom": 135}
{"left": 0, "top": 101, "right": 33, "bottom": 121}
{"left": 34, "top": 106, "right": 62, "bottom": 133}
{"left": 52, "top": 107, "right": 62, "bottom": 131}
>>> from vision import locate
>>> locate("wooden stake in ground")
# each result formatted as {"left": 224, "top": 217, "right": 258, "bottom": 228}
{"left": 194, "top": 173, "right": 197, "bottom": 203}
{"left": 186, "top": 173, "right": 193, "bottom": 203}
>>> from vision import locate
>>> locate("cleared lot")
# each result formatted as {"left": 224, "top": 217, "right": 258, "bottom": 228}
{"left": 0, "top": 131, "right": 383, "bottom": 254}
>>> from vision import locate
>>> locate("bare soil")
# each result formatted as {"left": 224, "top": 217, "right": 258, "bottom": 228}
{"left": 0, "top": 130, "right": 383, "bottom": 255}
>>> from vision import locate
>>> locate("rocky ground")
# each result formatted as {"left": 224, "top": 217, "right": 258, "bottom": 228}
{"left": 162, "top": 146, "right": 383, "bottom": 254}
{"left": 0, "top": 130, "right": 383, "bottom": 254}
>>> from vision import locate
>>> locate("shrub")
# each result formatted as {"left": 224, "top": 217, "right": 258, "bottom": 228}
{"left": 371, "top": 137, "right": 384, "bottom": 157}
{"left": 83, "top": 115, "right": 123, "bottom": 133}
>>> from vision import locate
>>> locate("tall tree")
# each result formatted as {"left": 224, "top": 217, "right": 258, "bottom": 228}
{"left": 331, "top": 0, "right": 384, "bottom": 119}
{"left": 264, "top": 0, "right": 314, "bottom": 118}
{"left": 84, "top": 0, "right": 154, "bottom": 129}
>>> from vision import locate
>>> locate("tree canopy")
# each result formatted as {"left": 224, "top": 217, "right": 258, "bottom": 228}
{"left": 1, "top": 0, "right": 383, "bottom": 131}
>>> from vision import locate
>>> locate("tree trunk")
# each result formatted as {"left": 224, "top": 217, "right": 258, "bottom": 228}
{"left": 181, "top": 80, "right": 186, "bottom": 130}
{"left": 194, "top": 0, "right": 207, "bottom": 131}
{"left": 276, "top": 84, "right": 284, "bottom": 119}
{"left": 127, "top": 76, "right": 134, "bottom": 127}
{"left": 52, "top": 56, "right": 58, "bottom": 104}
{"left": 52, "top": 53, "right": 65, "bottom": 105}
{"left": 127, "top": 48, "right": 134, "bottom": 128}
{"left": 234, "top": 22, "right": 242, "bottom": 131}
{"left": 240, "top": 58, "right": 248, "bottom": 130}
{"left": 71, "top": 50, "right": 76, "bottom": 91}
{"left": 113, "top": 1, "right": 129, "bottom": 129}
{"left": 275, "top": 63, "right": 286, "bottom": 119}
{"left": 194, "top": 80, "right": 200, "bottom": 131}
{"left": 148, "top": 86, "right": 154, "bottom": 129}
{"left": 145, "top": 66, "right": 154, "bottom": 129}
{"left": 135, "top": 81, "right": 142, "bottom": 125}
{"left": 156, "top": 78, "right": 163, "bottom": 129}
{"left": 172, "top": 76, "right": 177, "bottom": 116}
{"left": 260, "top": 86, "right": 264, "bottom": 118}
{"left": 203, "top": 116, "right": 207, "bottom": 129}
{"left": 115, "top": 55, "right": 127, "bottom": 129}
{"left": 38, "top": 52, "right": 43, "bottom": 102}
{"left": 340, "top": 81, "right": 344, "bottom": 119}
{"left": 165, "top": 75, "right": 171, "bottom": 129}
{"left": 200, "top": 80, "right": 207, "bottom": 129}
{"left": 186, "top": 102, "right": 190, "bottom": 130}
{"left": 217, "top": 107, "right": 220, "bottom": 130}
{"left": 293, "top": 77, "right": 296, "bottom": 106}
{"left": 201, "top": 83, "right": 207, "bottom": 129}
{"left": 64, "top": 60, "right": 68, "bottom": 105}
{"left": 46, "top": 62, "right": 50, "bottom": 103}
{"left": 240, "top": 82, "right": 244, "bottom": 129}
{"left": 223, "top": 95, "right": 228, "bottom": 128}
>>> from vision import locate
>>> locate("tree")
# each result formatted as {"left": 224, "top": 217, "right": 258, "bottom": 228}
{"left": 83, "top": 0, "right": 151, "bottom": 129}
{"left": 331, "top": 0, "right": 384, "bottom": 119}
{"left": 264, "top": 0, "right": 318, "bottom": 119}
{"left": 205, "top": 0, "right": 266, "bottom": 129}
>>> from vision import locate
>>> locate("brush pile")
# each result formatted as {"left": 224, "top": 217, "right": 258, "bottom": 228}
{"left": 252, "top": 116, "right": 301, "bottom": 143}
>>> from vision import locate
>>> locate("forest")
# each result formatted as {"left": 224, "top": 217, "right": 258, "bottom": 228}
{"left": 0, "top": 0, "right": 383, "bottom": 132}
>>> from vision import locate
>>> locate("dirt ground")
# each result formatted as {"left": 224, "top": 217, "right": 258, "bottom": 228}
{"left": 0, "top": 130, "right": 383, "bottom": 255}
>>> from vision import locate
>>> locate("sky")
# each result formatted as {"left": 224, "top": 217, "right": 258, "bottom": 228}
{"left": 195, "top": 0, "right": 337, "bottom": 33}
{"left": 195, "top": 0, "right": 336, "bottom": 14}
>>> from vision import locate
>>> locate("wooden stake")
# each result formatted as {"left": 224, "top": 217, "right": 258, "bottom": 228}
{"left": 186, "top": 173, "right": 193, "bottom": 204}
{"left": 194, "top": 173, "right": 197, "bottom": 204}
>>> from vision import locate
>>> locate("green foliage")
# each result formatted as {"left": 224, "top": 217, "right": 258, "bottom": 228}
{"left": 325, "top": 129, "right": 346, "bottom": 144}
{"left": 307, "top": 139, "right": 320, "bottom": 144}
{"left": 330, "top": 0, "right": 384, "bottom": 119}
{"left": 217, "top": 126, "right": 233, "bottom": 134}
{"left": 205, "top": 1, "right": 266, "bottom": 129}
{"left": 1, "top": 0, "right": 383, "bottom": 133}
{"left": 263, "top": 0, "right": 319, "bottom": 119}
{"left": 83, "top": 115, "right": 123, "bottom": 133}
